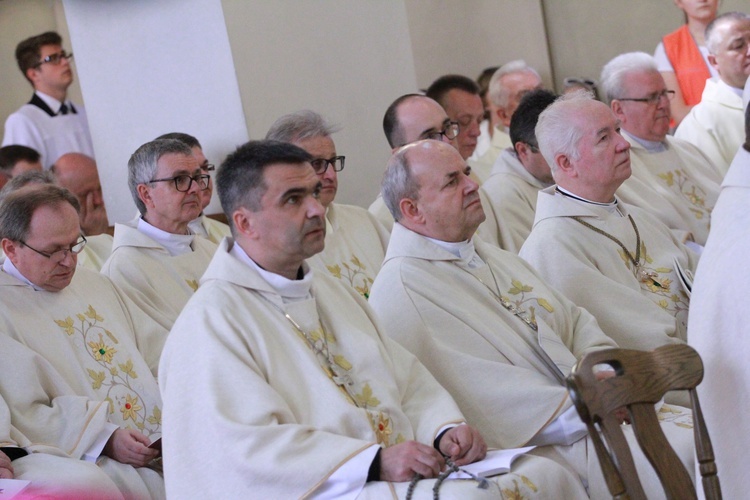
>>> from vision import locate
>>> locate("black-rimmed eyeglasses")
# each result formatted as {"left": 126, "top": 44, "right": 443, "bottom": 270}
{"left": 35, "top": 50, "right": 73, "bottom": 67}
{"left": 424, "top": 121, "right": 460, "bottom": 142}
{"left": 617, "top": 90, "right": 675, "bottom": 105}
{"left": 21, "top": 235, "right": 87, "bottom": 263}
{"left": 148, "top": 174, "right": 211, "bottom": 192}
{"left": 310, "top": 156, "right": 345, "bottom": 175}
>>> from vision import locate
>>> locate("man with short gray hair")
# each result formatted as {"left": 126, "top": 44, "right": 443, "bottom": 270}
{"left": 266, "top": 111, "right": 389, "bottom": 298}
{"left": 676, "top": 11, "right": 750, "bottom": 175}
{"left": 602, "top": 51, "right": 721, "bottom": 246}
{"left": 101, "top": 138, "right": 218, "bottom": 332}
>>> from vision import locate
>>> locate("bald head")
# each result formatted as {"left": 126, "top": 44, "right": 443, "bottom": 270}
{"left": 383, "top": 95, "right": 457, "bottom": 151}
{"left": 52, "top": 153, "right": 109, "bottom": 235}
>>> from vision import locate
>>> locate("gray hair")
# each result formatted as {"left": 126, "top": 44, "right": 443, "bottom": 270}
{"left": 381, "top": 145, "right": 421, "bottom": 222}
{"left": 706, "top": 12, "right": 750, "bottom": 54}
{"left": 128, "top": 138, "right": 194, "bottom": 215}
{"left": 488, "top": 60, "right": 541, "bottom": 107}
{"left": 600, "top": 52, "right": 659, "bottom": 104}
{"left": 265, "top": 110, "right": 341, "bottom": 143}
{"left": 0, "top": 170, "right": 55, "bottom": 203}
{"left": 0, "top": 183, "right": 79, "bottom": 243}
{"left": 536, "top": 90, "right": 595, "bottom": 173}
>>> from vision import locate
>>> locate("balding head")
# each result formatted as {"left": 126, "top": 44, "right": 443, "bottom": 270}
{"left": 52, "top": 153, "right": 109, "bottom": 235}
{"left": 383, "top": 94, "right": 457, "bottom": 151}
{"left": 706, "top": 12, "right": 750, "bottom": 89}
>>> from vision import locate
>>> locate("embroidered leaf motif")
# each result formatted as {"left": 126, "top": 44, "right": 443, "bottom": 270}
{"left": 185, "top": 279, "right": 199, "bottom": 292}
{"left": 118, "top": 359, "right": 138, "bottom": 378}
{"left": 521, "top": 475, "right": 538, "bottom": 492}
{"left": 657, "top": 299, "right": 668, "bottom": 309}
{"left": 350, "top": 255, "right": 366, "bottom": 270}
{"left": 55, "top": 317, "right": 75, "bottom": 335}
{"left": 76, "top": 313, "right": 86, "bottom": 322}
{"left": 508, "top": 279, "right": 533, "bottom": 295}
{"left": 536, "top": 298, "right": 554, "bottom": 313}
{"left": 395, "top": 433, "right": 406, "bottom": 444}
{"left": 326, "top": 264, "right": 342, "bottom": 279}
{"left": 355, "top": 383, "right": 380, "bottom": 407}
{"left": 85, "top": 305, "right": 104, "bottom": 322}
{"left": 147, "top": 406, "right": 162, "bottom": 425}
{"left": 109, "top": 366, "right": 118, "bottom": 376}
{"left": 105, "top": 330, "right": 119, "bottom": 344}
{"left": 655, "top": 267, "right": 671, "bottom": 273}
{"left": 333, "top": 354, "right": 352, "bottom": 371}
{"left": 135, "top": 421, "right": 145, "bottom": 430}
{"left": 658, "top": 172, "right": 674, "bottom": 186}
{"left": 88, "top": 369, "right": 106, "bottom": 390}
{"left": 501, "top": 480, "right": 525, "bottom": 500}
{"left": 676, "top": 422, "right": 693, "bottom": 429}
{"left": 105, "top": 397, "right": 114, "bottom": 414}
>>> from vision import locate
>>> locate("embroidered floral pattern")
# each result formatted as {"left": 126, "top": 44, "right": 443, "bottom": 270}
{"left": 497, "top": 279, "right": 556, "bottom": 329}
{"left": 53, "top": 305, "right": 161, "bottom": 438}
{"left": 657, "top": 169, "right": 711, "bottom": 223}
{"left": 185, "top": 279, "right": 199, "bottom": 292}
{"left": 326, "top": 254, "right": 375, "bottom": 299}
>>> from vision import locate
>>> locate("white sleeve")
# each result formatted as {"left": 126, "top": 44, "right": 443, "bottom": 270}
{"left": 312, "top": 444, "right": 380, "bottom": 500}
{"left": 527, "top": 405, "right": 587, "bottom": 447}
{"left": 82, "top": 422, "right": 119, "bottom": 462}
{"left": 654, "top": 42, "right": 675, "bottom": 73}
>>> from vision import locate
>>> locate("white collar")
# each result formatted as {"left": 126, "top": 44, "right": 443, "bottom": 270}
{"left": 555, "top": 186, "right": 622, "bottom": 215}
{"left": 424, "top": 236, "right": 485, "bottom": 269}
{"left": 718, "top": 78, "right": 744, "bottom": 98}
{"left": 230, "top": 242, "right": 313, "bottom": 302}
{"left": 187, "top": 215, "right": 208, "bottom": 238}
{"left": 35, "top": 90, "right": 68, "bottom": 114}
{"left": 137, "top": 217, "right": 194, "bottom": 256}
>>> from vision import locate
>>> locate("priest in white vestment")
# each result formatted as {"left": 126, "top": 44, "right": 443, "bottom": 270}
{"left": 675, "top": 13, "right": 750, "bottom": 177}
{"left": 601, "top": 52, "right": 722, "bottom": 246}
{"left": 520, "top": 93, "right": 698, "bottom": 361}
{"left": 480, "top": 89, "right": 557, "bottom": 253}
{"left": 0, "top": 184, "right": 164, "bottom": 498}
{"left": 369, "top": 139, "right": 696, "bottom": 499}
{"left": 160, "top": 140, "right": 588, "bottom": 499}
{"left": 266, "top": 111, "right": 390, "bottom": 299}
{"left": 689, "top": 121, "right": 750, "bottom": 498}
{"left": 101, "top": 139, "right": 218, "bottom": 332}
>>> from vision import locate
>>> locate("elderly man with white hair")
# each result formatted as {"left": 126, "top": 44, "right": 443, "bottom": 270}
{"left": 676, "top": 11, "right": 750, "bottom": 176}
{"left": 601, "top": 51, "right": 722, "bottom": 246}
{"left": 519, "top": 93, "right": 698, "bottom": 367}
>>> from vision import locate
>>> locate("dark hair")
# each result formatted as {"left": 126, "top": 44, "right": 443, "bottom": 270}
{"left": 425, "top": 74, "right": 480, "bottom": 109}
{"left": 383, "top": 94, "right": 423, "bottom": 149}
{"left": 510, "top": 89, "right": 558, "bottom": 151}
{"left": 155, "top": 132, "right": 202, "bottom": 150}
{"left": 0, "top": 184, "right": 79, "bottom": 242}
{"left": 217, "top": 140, "right": 312, "bottom": 234}
{"left": 15, "top": 31, "right": 63, "bottom": 83}
{"left": 0, "top": 145, "right": 40, "bottom": 175}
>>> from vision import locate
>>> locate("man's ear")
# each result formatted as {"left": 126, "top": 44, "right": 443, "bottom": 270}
{"left": 515, "top": 141, "right": 531, "bottom": 163}
{"left": 136, "top": 184, "right": 154, "bottom": 210}
{"left": 398, "top": 198, "right": 424, "bottom": 226}
{"left": 554, "top": 153, "right": 575, "bottom": 177}
{"left": 707, "top": 54, "right": 718, "bottom": 71}
{"left": 25, "top": 67, "right": 39, "bottom": 86}
{"left": 232, "top": 207, "right": 256, "bottom": 238}
{"left": 2, "top": 238, "right": 19, "bottom": 263}
{"left": 610, "top": 100, "right": 626, "bottom": 121}
{"left": 495, "top": 106, "right": 511, "bottom": 127}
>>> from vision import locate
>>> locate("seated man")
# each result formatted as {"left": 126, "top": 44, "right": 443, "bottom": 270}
{"left": 155, "top": 132, "right": 231, "bottom": 244}
{"left": 0, "top": 184, "right": 164, "bottom": 498}
{"left": 101, "top": 139, "right": 218, "bottom": 331}
{"left": 602, "top": 52, "right": 721, "bottom": 246}
{"left": 519, "top": 93, "right": 698, "bottom": 356}
{"left": 159, "top": 140, "right": 587, "bottom": 499}
{"left": 369, "top": 139, "right": 695, "bottom": 498}
{"left": 0, "top": 145, "right": 42, "bottom": 188}
{"left": 480, "top": 89, "right": 556, "bottom": 253}
{"left": 266, "top": 110, "right": 389, "bottom": 298}
{"left": 675, "top": 12, "right": 750, "bottom": 176}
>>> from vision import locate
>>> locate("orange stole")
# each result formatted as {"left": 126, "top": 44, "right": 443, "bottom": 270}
{"left": 663, "top": 25, "right": 711, "bottom": 106}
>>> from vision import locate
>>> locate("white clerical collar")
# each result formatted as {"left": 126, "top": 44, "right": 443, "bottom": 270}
{"left": 35, "top": 90, "right": 69, "bottom": 114}
{"left": 137, "top": 217, "right": 195, "bottom": 256}
{"left": 425, "top": 236, "right": 485, "bottom": 269}
{"left": 187, "top": 215, "right": 208, "bottom": 238}
{"left": 624, "top": 130, "right": 666, "bottom": 153}
{"left": 718, "top": 78, "right": 744, "bottom": 98}
{"left": 230, "top": 242, "right": 313, "bottom": 301}
{"left": 2, "top": 257, "right": 46, "bottom": 291}
{"left": 555, "top": 186, "right": 622, "bottom": 215}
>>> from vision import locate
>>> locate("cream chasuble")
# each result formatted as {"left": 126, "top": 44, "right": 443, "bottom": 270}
{"left": 306, "top": 203, "right": 390, "bottom": 299}
{"left": 77, "top": 233, "right": 114, "bottom": 272}
{"left": 520, "top": 188, "right": 698, "bottom": 352}
{"left": 617, "top": 132, "right": 721, "bottom": 245}
{"left": 188, "top": 214, "right": 232, "bottom": 245}
{"left": 675, "top": 79, "right": 745, "bottom": 177}
{"left": 688, "top": 147, "right": 750, "bottom": 498}
{"left": 480, "top": 148, "right": 552, "bottom": 253}
{"left": 101, "top": 221, "right": 217, "bottom": 331}
{"left": 469, "top": 127, "right": 512, "bottom": 183}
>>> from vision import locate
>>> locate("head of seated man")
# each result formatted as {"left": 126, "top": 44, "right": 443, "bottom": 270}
{"left": 705, "top": 11, "right": 750, "bottom": 90}
{"left": 383, "top": 94, "right": 460, "bottom": 151}
{"left": 265, "top": 110, "right": 343, "bottom": 209}
{"left": 426, "top": 75, "right": 484, "bottom": 160}
{"left": 601, "top": 52, "right": 673, "bottom": 143}
{"left": 382, "top": 140, "right": 485, "bottom": 242}
{"left": 155, "top": 132, "right": 214, "bottom": 212}
{"left": 129, "top": 138, "right": 209, "bottom": 235}
{"left": 488, "top": 60, "right": 544, "bottom": 131}
{"left": 536, "top": 91, "right": 632, "bottom": 202}
{"left": 0, "top": 145, "right": 42, "bottom": 188}
{"left": 0, "top": 184, "right": 85, "bottom": 292}
{"left": 509, "top": 89, "right": 557, "bottom": 184}
{"left": 52, "top": 153, "right": 109, "bottom": 236}
{"left": 217, "top": 140, "right": 325, "bottom": 280}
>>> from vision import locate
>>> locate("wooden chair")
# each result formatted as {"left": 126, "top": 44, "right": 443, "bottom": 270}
{"left": 566, "top": 344, "right": 721, "bottom": 500}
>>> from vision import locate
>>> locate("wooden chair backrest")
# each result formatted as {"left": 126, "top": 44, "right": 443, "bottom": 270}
{"left": 566, "top": 344, "right": 721, "bottom": 500}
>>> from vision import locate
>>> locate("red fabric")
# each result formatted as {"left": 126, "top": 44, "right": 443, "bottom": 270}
{"left": 663, "top": 25, "right": 712, "bottom": 106}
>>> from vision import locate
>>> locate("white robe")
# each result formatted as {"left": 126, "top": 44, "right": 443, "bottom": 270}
{"left": 101, "top": 221, "right": 217, "bottom": 331}
{"left": 469, "top": 127, "right": 512, "bottom": 183}
{"left": 688, "top": 146, "right": 750, "bottom": 498}
{"left": 188, "top": 214, "right": 232, "bottom": 245}
{"left": 480, "top": 148, "right": 552, "bottom": 253}
{"left": 520, "top": 188, "right": 698, "bottom": 352}
{"left": 159, "top": 239, "right": 587, "bottom": 499}
{"left": 675, "top": 79, "right": 744, "bottom": 177}
{"left": 307, "top": 202, "right": 390, "bottom": 299}
{"left": 617, "top": 132, "right": 721, "bottom": 245}
{"left": 370, "top": 224, "right": 696, "bottom": 499}
{"left": 78, "top": 233, "right": 114, "bottom": 272}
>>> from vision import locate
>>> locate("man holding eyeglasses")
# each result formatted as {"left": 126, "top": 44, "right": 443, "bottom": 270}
{"left": 601, "top": 52, "right": 721, "bottom": 247}
{"left": 102, "top": 139, "right": 218, "bottom": 334}
{"left": 266, "top": 111, "right": 389, "bottom": 299}
{"left": 0, "top": 183, "right": 166, "bottom": 498}
{"left": 2, "top": 31, "right": 94, "bottom": 169}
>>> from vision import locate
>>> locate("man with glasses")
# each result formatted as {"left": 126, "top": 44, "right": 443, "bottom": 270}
{"left": 480, "top": 89, "right": 556, "bottom": 253}
{"left": 2, "top": 31, "right": 93, "bottom": 169}
{"left": 266, "top": 111, "right": 389, "bottom": 298}
{"left": 602, "top": 52, "right": 721, "bottom": 247}
{"left": 102, "top": 139, "right": 218, "bottom": 333}
{"left": 676, "top": 12, "right": 750, "bottom": 176}
{"left": 156, "top": 132, "right": 231, "bottom": 244}
{"left": 0, "top": 183, "right": 165, "bottom": 498}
